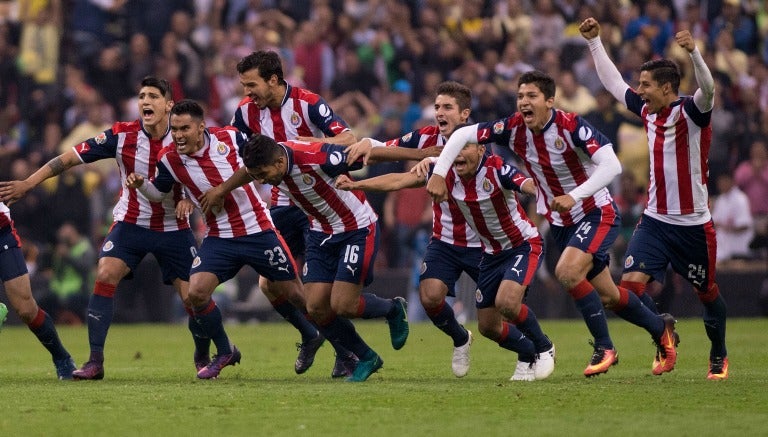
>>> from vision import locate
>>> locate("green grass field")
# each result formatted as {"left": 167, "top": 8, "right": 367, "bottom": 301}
{"left": 1, "top": 318, "right": 767, "bottom": 436}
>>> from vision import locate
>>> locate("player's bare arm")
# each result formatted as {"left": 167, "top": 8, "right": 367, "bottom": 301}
{"left": 335, "top": 172, "right": 425, "bottom": 192}
{"left": 0, "top": 149, "right": 81, "bottom": 205}
{"left": 199, "top": 168, "right": 251, "bottom": 215}
{"left": 366, "top": 146, "right": 441, "bottom": 164}
{"left": 345, "top": 138, "right": 373, "bottom": 164}
{"left": 426, "top": 174, "right": 448, "bottom": 203}
{"left": 296, "top": 130, "right": 356, "bottom": 146}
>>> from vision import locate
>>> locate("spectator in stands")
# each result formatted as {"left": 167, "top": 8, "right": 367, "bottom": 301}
{"left": 712, "top": 172, "right": 754, "bottom": 262}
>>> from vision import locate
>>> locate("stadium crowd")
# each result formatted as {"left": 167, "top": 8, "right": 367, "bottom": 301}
{"left": 0, "top": 0, "right": 766, "bottom": 326}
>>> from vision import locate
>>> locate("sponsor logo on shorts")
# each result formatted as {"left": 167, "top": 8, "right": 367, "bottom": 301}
{"left": 102, "top": 241, "right": 114, "bottom": 252}
{"left": 624, "top": 255, "right": 634, "bottom": 268}
{"left": 192, "top": 256, "right": 201, "bottom": 268}
{"left": 475, "top": 288, "right": 483, "bottom": 303}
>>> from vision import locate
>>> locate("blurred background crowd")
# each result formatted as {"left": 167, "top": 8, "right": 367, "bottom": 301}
{"left": 0, "top": 0, "right": 766, "bottom": 324}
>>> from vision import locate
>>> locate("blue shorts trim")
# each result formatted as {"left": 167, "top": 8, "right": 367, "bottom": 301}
{"left": 0, "top": 225, "right": 27, "bottom": 282}
{"left": 100, "top": 222, "right": 197, "bottom": 284}
{"left": 271, "top": 205, "right": 309, "bottom": 257}
{"left": 551, "top": 203, "right": 619, "bottom": 280}
{"left": 303, "top": 223, "right": 378, "bottom": 285}
{"left": 623, "top": 214, "right": 717, "bottom": 290}
{"left": 475, "top": 238, "right": 543, "bottom": 309}
{"left": 192, "top": 230, "right": 298, "bottom": 284}
{"left": 419, "top": 238, "right": 481, "bottom": 296}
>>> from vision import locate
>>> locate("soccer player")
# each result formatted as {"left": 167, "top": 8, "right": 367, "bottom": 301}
{"left": 126, "top": 99, "right": 333, "bottom": 379}
{"left": 202, "top": 50, "right": 358, "bottom": 377}
{"left": 240, "top": 134, "right": 412, "bottom": 382}
{"left": 343, "top": 81, "right": 511, "bottom": 379}
{"left": 0, "top": 202, "right": 77, "bottom": 379}
{"left": 580, "top": 19, "right": 728, "bottom": 380}
{"left": 426, "top": 71, "right": 679, "bottom": 377}
{"left": 337, "top": 143, "right": 555, "bottom": 381}
{"left": 0, "top": 77, "right": 202, "bottom": 380}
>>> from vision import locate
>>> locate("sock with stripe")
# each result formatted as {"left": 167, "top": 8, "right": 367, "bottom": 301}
{"left": 569, "top": 280, "right": 613, "bottom": 349}
{"left": 193, "top": 299, "right": 232, "bottom": 355}
{"left": 425, "top": 299, "right": 469, "bottom": 347}
{"left": 27, "top": 308, "right": 71, "bottom": 361}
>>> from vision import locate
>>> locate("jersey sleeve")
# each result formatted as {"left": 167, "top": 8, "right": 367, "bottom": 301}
{"left": 571, "top": 116, "right": 614, "bottom": 157}
{"left": 320, "top": 143, "right": 361, "bottom": 176}
{"left": 152, "top": 160, "right": 177, "bottom": 193}
{"left": 230, "top": 107, "right": 254, "bottom": 137}
{"left": 308, "top": 97, "right": 351, "bottom": 137}
{"left": 624, "top": 88, "right": 645, "bottom": 117}
{"left": 496, "top": 160, "right": 529, "bottom": 192}
{"left": 72, "top": 129, "right": 119, "bottom": 163}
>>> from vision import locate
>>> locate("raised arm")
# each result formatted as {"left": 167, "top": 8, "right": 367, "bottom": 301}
{"left": 0, "top": 149, "right": 82, "bottom": 205}
{"left": 676, "top": 30, "right": 714, "bottom": 112}
{"left": 580, "top": 17, "right": 630, "bottom": 103}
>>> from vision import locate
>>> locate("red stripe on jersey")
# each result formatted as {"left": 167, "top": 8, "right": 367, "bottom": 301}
{"left": 531, "top": 132, "right": 574, "bottom": 225}
{"left": 247, "top": 104, "right": 262, "bottom": 135}
{"left": 445, "top": 200, "right": 469, "bottom": 246}
{"left": 282, "top": 176, "right": 333, "bottom": 234}
{"left": 270, "top": 106, "right": 286, "bottom": 141}
{"left": 557, "top": 123, "right": 597, "bottom": 216}
{"left": 522, "top": 236, "right": 543, "bottom": 285}
{"left": 303, "top": 166, "right": 359, "bottom": 231}
{"left": 432, "top": 201, "right": 445, "bottom": 240}
{"left": 122, "top": 131, "right": 140, "bottom": 223}
{"left": 674, "top": 112, "right": 694, "bottom": 213}
{"left": 359, "top": 222, "right": 377, "bottom": 285}
{"left": 148, "top": 138, "right": 166, "bottom": 230}
{"left": 462, "top": 175, "right": 503, "bottom": 253}
{"left": 587, "top": 203, "right": 617, "bottom": 253}
{"left": 700, "top": 126, "right": 712, "bottom": 186}
{"left": 649, "top": 109, "right": 668, "bottom": 213}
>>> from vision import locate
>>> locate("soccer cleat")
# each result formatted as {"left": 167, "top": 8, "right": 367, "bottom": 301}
{"left": 707, "top": 356, "right": 729, "bottom": 380}
{"left": 452, "top": 330, "right": 473, "bottom": 378}
{"left": 331, "top": 352, "right": 359, "bottom": 378}
{"left": 54, "top": 357, "right": 77, "bottom": 380}
{"left": 194, "top": 351, "right": 211, "bottom": 372}
{"left": 510, "top": 360, "right": 536, "bottom": 381}
{"left": 0, "top": 302, "right": 8, "bottom": 331}
{"left": 386, "top": 297, "right": 410, "bottom": 350}
{"left": 197, "top": 346, "right": 241, "bottom": 379}
{"left": 534, "top": 344, "right": 556, "bottom": 380}
{"left": 294, "top": 334, "right": 325, "bottom": 374}
{"left": 72, "top": 360, "right": 105, "bottom": 380}
{"left": 584, "top": 345, "right": 618, "bottom": 377}
{"left": 652, "top": 313, "right": 680, "bottom": 375}
{"left": 346, "top": 350, "right": 383, "bottom": 382}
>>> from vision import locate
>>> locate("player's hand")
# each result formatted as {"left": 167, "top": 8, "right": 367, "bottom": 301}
{"left": 550, "top": 194, "right": 576, "bottom": 213}
{"left": 420, "top": 146, "right": 443, "bottom": 158}
{"left": 345, "top": 138, "right": 373, "bottom": 165}
{"left": 125, "top": 173, "right": 145, "bottom": 189}
{"left": 675, "top": 30, "right": 695, "bottom": 53}
{"left": 199, "top": 185, "right": 226, "bottom": 216}
{"left": 410, "top": 158, "right": 434, "bottom": 178}
{"left": 0, "top": 180, "right": 32, "bottom": 206}
{"left": 175, "top": 198, "right": 195, "bottom": 220}
{"left": 334, "top": 175, "right": 356, "bottom": 191}
{"left": 579, "top": 17, "right": 600, "bottom": 39}
{"left": 426, "top": 174, "right": 448, "bottom": 203}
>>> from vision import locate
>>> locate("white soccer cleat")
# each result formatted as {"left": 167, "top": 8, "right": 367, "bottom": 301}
{"left": 452, "top": 330, "right": 473, "bottom": 378}
{"left": 510, "top": 360, "right": 535, "bottom": 381}
{"left": 534, "top": 344, "right": 556, "bottom": 380}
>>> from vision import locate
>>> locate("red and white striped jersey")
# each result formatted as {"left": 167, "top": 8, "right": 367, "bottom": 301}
{"left": 472, "top": 110, "right": 615, "bottom": 227}
{"left": 387, "top": 125, "right": 481, "bottom": 248}
{"left": 154, "top": 127, "right": 274, "bottom": 238}
{"left": 0, "top": 201, "right": 11, "bottom": 229}
{"left": 444, "top": 155, "right": 540, "bottom": 255}
{"left": 231, "top": 84, "right": 351, "bottom": 207}
{"left": 276, "top": 140, "right": 377, "bottom": 234}
{"left": 73, "top": 120, "right": 189, "bottom": 231}
{"left": 624, "top": 90, "right": 713, "bottom": 225}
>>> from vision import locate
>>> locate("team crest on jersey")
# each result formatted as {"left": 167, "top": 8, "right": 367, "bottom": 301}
{"left": 401, "top": 132, "right": 413, "bottom": 143}
{"left": 493, "top": 121, "right": 504, "bottom": 135}
{"left": 192, "top": 256, "right": 202, "bottom": 268}
{"left": 475, "top": 288, "right": 483, "bottom": 303}
{"left": 216, "top": 142, "right": 229, "bottom": 155}
{"left": 290, "top": 112, "right": 302, "bottom": 128}
{"left": 554, "top": 137, "right": 565, "bottom": 150}
{"left": 482, "top": 178, "right": 493, "bottom": 193}
{"left": 102, "top": 240, "right": 114, "bottom": 252}
{"left": 95, "top": 132, "right": 107, "bottom": 144}
{"left": 624, "top": 255, "right": 634, "bottom": 269}
{"left": 302, "top": 174, "right": 315, "bottom": 186}
{"left": 577, "top": 126, "right": 593, "bottom": 141}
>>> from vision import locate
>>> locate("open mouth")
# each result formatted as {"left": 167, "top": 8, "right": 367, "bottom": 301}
{"left": 142, "top": 108, "right": 155, "bottom": 120}
{"left": 520, "top": 109, "right": 534, "bottom": 122}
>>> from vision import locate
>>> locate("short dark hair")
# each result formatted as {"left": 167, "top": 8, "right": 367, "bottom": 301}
{"left": 436, "top": 81, "right": 472, "bottom": 111}
{"left": 140, "top": 76, "right": 172, "bottom": 98}
{"left": 518, "top": 71, "right": 556, "bottom": 99}
{"left": 236, "top": 50, "right": 285, "bottom": 84}
{"left": 242, "top": 134, "right": 283, "bottom": 169}
{"left": 640, "top": 59, "right": 681, "bottom": 94}
{"left": 170, "top": 99, "right": 205, "bottom": 120}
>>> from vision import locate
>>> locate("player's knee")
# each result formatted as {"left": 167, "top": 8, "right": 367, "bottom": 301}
{"left": 477, "top": 321, "right": 499, "bottom": 341}
{"left": 555, "top": 264, "right": 584, "bottom": 289}
{"left": 419, "top": 286, "right": 445, "bottom": 310}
